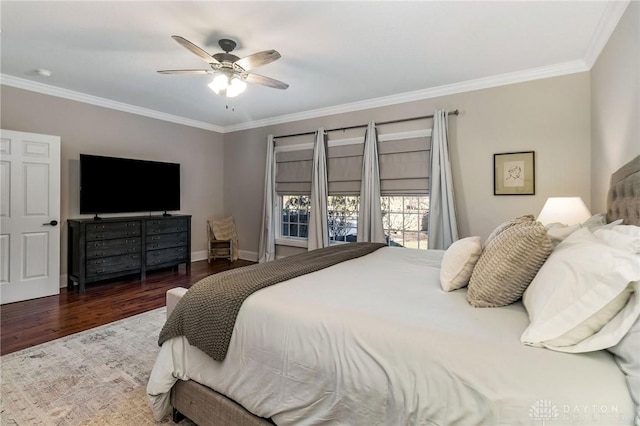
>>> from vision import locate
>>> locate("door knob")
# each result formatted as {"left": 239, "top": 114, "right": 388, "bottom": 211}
{"left": 43, "top": 220, "right": 58, "bottom": 226}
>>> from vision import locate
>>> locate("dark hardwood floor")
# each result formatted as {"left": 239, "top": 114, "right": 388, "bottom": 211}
{"left": 0, "top": 258, "right": 254, "bottom": 356}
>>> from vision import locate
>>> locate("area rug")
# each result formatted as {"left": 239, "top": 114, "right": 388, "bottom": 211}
{"left": 0, "top": 307, "right": 194, "bottom": 425}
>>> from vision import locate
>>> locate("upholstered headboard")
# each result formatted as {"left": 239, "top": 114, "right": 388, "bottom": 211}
{"left": 607, "top": 155, "right": 640, "bottom": 226}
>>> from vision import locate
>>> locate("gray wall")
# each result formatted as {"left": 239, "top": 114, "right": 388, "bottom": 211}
{"left": 5, "top": 0, "right": 636, "bottom": 270}
{"left": 0, "top": 85, "right": 224, "bottom": 275}
{"left": 591, "top": 1, "right": 640, "bottom": 213}
{"left": 225, "top": 73, "right": 592, "bottom": 256}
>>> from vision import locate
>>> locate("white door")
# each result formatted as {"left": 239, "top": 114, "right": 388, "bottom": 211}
{"left": 0, "top": 129, "right": 61, "bottom": 304}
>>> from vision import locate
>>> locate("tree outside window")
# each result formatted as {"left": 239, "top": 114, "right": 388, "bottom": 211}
{"left": 280, "top": 195, "right": 429, "bottom": 249}
{"left": 381, "top": 196, "right": 429, "bottom": 249}
{"left": 327, "top": 196, "right": 359, "bottom": 243}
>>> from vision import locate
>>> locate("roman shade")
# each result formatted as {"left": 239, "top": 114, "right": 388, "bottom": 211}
{"left": 275, "top": 147, "right": 313, "bottom": 195}
{"left": 327, "top": 142, "right": 364, "bottom": 195}
{"left": 275, "top": 138, "right": 365, "bottom": 196}
{"left": 275, "top": 130, "right": 432, "bottom": 196}
{"left": 378, "top": 134, "right": 431, "bottom": 195}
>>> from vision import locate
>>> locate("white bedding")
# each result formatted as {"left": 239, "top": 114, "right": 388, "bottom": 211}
{"left": 147, "top": 247, "right": 635, "bottom": 425}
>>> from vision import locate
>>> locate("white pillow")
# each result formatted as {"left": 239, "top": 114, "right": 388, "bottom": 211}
{"left": 608, "top": 313, "right": 640, "bottom": 424}
{"left": 581, "top": 214, "right": 623, "bottom": 231}
{"left": 581, "top": 213, "right": 607, "bottom": 230}
{"left": 439, "top": 236, "right": 482, "bottom": 292}
{"left": 594, "top": 228, "right": 640, "bottom": 254}
{"left": 544, "top": 218, "right": 626, "bottom": 248}
{"left": 545, "top": 223, "right": 581, "bottom": 247}
{"left": 613, "top": 224, "right": 640, "bottom": 238}
{"left": 521, "top": 227, "right": 640, "bottom": 352}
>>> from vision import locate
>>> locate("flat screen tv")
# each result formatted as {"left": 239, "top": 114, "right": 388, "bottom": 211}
{"left": 80, "top": 154, "right": 180, "bottom": 216}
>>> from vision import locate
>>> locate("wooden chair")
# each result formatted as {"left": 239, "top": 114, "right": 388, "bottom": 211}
{"left": 207, "top": 216, "right": 238, "bottom": 262}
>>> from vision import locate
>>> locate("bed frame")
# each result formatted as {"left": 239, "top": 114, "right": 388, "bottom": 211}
{"left": 168, "top": 154, "right": 640, "bottom": 425}
{"left": 171, "top": 379, "right": 273, "bottom": 425}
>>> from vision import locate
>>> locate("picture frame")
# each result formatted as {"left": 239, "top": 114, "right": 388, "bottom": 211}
{"left": 493, "top": 151, "right": 535, "bottom": 195}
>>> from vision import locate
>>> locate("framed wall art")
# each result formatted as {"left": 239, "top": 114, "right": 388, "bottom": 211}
{"left": 494, "top": 151, "right": 535, "bottom": 195}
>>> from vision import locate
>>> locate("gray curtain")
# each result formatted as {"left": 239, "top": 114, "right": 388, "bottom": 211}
{"left": 308, "top": 129, "right": 329, "bottom": 250}
{"left": 428, "top": 110, "right": 459, "bottom": 249}
{"left": 258, "top": 135, "right": 276, "bottom": 262}
{"left": 357, "top": 121, "right": 385, "bottom": 243}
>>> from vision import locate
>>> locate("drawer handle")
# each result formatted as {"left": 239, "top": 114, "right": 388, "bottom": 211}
{"left": 177, "top": 248, "right": 184, "bottom": 252}
{"left": 95, "top": 252, "right": 104, "bottom": 256}
{"left": 151, "top": 236, "right": 161, "bottom": 241}
{"left": 96, "top": 269, "right": 105, "bottom": 274}
{"left": 94, "top": 242, "right": 106, "bottom": 247}
{"left": 95, "top": 260, "right": 105, "bottom": 264}
{"left": 95, "top": 234, "right": 105, "bottom": 239}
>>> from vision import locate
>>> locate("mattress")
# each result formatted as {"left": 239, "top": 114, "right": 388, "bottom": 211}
{"left": 147, "top": 247, "right": 635, "bottom": 425}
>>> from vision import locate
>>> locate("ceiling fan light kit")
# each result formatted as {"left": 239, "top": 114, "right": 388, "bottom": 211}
{"left": 208, "top": 74, "right": 247, "bottom": 98}
{"left": 158, "top": 35, "right": 288, "bottom": 100}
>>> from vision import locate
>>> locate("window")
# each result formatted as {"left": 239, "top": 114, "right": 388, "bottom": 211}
{"left": 279, "top": 195, "right": 360, "bottom": 244}
{"left": 280, "top": 195, "right": 310, "bottom": 239}
{"left": 327, "top": 195, "right": 359, "bottom": 243}
{"left": 278, "top": 195, "right": 429, "bottom": 249}
{"left": 381, "top": 196, "right": 429, "bottom": 250}
{"left": 275, "top": 126, "right": 434, "bottom": 249}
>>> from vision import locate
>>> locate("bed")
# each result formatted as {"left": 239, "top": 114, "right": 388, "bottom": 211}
{"left": 147, "top": 155, "right": 640, "bottom": 426}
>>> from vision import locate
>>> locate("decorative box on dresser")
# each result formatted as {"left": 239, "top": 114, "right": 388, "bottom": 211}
{"left": 67, "top": 215, "right": 191, "bottom": 292}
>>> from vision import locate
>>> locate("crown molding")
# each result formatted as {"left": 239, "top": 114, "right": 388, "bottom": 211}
{"left": 583, "top": 0, "right": 630, "bottom": 68}
{"left": 223, "top": 60, "right": 589, "bottom": 133}
{"left": 0, "top": 74, "right": 224, "bottom": 133}
{"left": 1, "top": 58, "right": 590, "bottom": 135}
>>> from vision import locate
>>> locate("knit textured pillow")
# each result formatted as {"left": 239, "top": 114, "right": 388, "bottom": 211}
{"left": 467, "top": 221, "right": 553, "bottom": 308}
{"left": 485, "top": 214, "right": 535, "bottom": 246}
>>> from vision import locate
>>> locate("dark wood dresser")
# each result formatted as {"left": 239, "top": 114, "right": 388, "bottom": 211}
{"left": 67, "top": 215, "right": 191, "bottom": 292}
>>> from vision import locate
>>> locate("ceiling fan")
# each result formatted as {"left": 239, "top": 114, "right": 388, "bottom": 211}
{"left": 158, "top": 36, "right": 289, "bottom": 97}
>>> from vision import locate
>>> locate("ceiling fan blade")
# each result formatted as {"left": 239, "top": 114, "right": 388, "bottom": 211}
{"left": 235, "top": 50, "right": 281, "bottom": 71}
{"left": 157, "top": 69, "right": 212, "bottom": 75}
{"left": 244, "top": 72, "right": 289, "bottom": 90}
{"left": 171, "top": 35, "right": 220, "bottom": 64}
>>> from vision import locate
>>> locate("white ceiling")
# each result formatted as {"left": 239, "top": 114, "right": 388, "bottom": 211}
{"left": 0, "top": 1, "right": 627, "bottom": 132}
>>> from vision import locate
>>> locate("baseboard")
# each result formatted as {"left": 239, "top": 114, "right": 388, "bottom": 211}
{"left": 191, "top": 250, "right": 208, "bottom": 262}
{"left": 195, "top": 249, "right": 257, "bottom": 262}
{"left": 239, "top": 250, "right": 258, "bottom": 262}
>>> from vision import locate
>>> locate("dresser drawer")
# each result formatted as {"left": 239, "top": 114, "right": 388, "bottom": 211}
{"left": 146, "top": 232, "right": 187, "bottom": 250}
{"left": 146, "top": 218, "right": 189, "bottom": 235}
{"left": 146, "top": 246, "right": 188, "bottom": 266}
{"left": 86, "top": 222, "right": 141, "bottom": 241}
{"left": 86, "top": 237, "right": 141, "bottom": 259}
{"left": 86, "top": 253, "right": 141, "bottom": 277}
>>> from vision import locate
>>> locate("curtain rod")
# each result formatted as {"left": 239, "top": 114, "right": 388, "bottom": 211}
{"left": 273, "top": 109, "right": 459, "bottom": 140}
